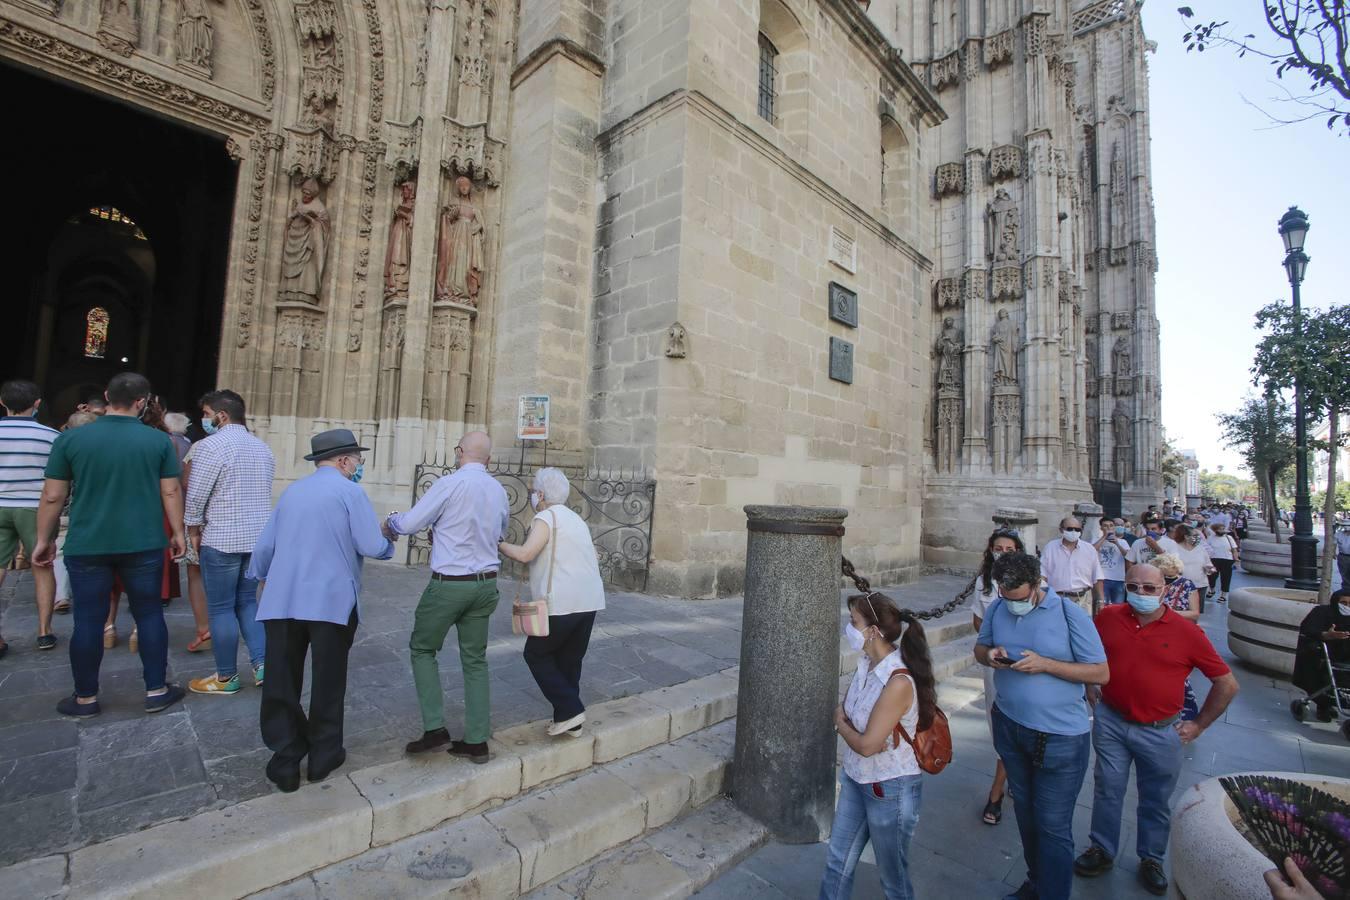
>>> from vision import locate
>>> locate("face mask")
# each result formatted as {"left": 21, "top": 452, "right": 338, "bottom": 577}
{"left": 1127, "top": 591, "right": 1161, "bottom": 614}
{"left": 201, "top": 416, "right": 219, "bottom": 435}
{"left": 1339, "top": 603, "right": 1350, "bottom": 617}
{"left": 991, "top": 549, "right": 1005, "bottom": 559}
{"left": 845, "top": 623, "right": 866, "bottom": 652}
{"left": 349, "top": 462, "right": 365, "bottom": 483}
{"left": 1147, "top": 530, "right": 1163, "bottom": 539}
{"left": 529, "top": 492, "right": 541, "bottom": 511}
{"left": 1062, "top": 529, "right": 1081, "bottom": 542}
{"left": 1115, "top": 526, "right": 1126, "bottom": 535}
{"left": 1002, "top": 595, "right": 1034, "bottom": 616}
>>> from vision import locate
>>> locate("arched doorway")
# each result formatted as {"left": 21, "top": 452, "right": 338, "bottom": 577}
{"left": 0, "top": 63, "right": 237, "bottom": 428}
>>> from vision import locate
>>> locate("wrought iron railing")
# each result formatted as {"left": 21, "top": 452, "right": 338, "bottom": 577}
{"left": 406, "top": 459, "right": 657, "bottom": 591}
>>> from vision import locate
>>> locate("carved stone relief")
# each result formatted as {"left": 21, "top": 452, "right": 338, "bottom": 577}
{"left": 962, "top": 271, "right": 985, "bottom": 306}
{"left": 990, "top": 308, "right": 1019, "bottom": 386}
{"left": 988, "top": 188, "right": 1020, "bottom": 264}
{"left": 441, "top": 119, "right": 506, "bottom": 186}
{"left": 934, "top": 315, "right": 964, "bottom": 474}
{"left": 175, "top": 0, "right": 214, "bottom": 76}
{"left": 991, "top": 385, "right": 1022, "bottom": 475}
{"left": 97, "top": 0, "right": 139, "bottom": 56}
{"left": 1113, "top": 403, "right": 1132, "bottom": 483}
{"left": 456, "top": 0, "right": 493, "bottom": 122}
{"left": 988, "top": 145, "right": 1023, "bottom": 182}
{"left": 1085, "top": 339, "right": 1098, "bottom": 397}
{"left": 237, "top": 133, "right": 284, "bottom": 349}
{"left": 991, "top": 266, "right": 1022, "bottom": 301}
{"left": 435, "top": 176, "right": 486, "bottom": 305}
{"left": 1024, "top": 13, "right": 1048, "bottom": 57}
{"left": 424, "top": 307, "right": 474, "bottom": 422}
{"left": 935, "top": 317, "right": 963, "bottom": 390}
{"left": 383, "top": 180, "right": 415, "bottom": 301}
{"left": 279, "top": 178, "right": 331, "bottom": 305}
{"left": 930, "top": 50, "right": 962, "bottom": 91}
{"left": 274, "top": 309, "right": 325, "bottom": 418}
{"left": 1111, "top": 312, "right": 1131, "bottom": 331}
{"left": 1109, "top": 141, "right": 1129, "bottom": 265}
{"left": 934, "top": 276, "right": 961, "bottom": 310}
{"left": 983, "top": 29, "right": 1013, "bottom": 68}
{"left": 935, "top": 162, "right": 965, "bottom": 197}
{"left": 1112, "top": 336, "right": 1131, "bottom": 380}
{"left": 376, "top": 306, "right": 406, "bottom": 420}
{"left": 665, "top": 321, "right": 688, "bottom": 359}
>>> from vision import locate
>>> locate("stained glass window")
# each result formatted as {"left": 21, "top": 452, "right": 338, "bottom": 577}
{"left": 83, "top": 206, "right": 147, "bottom": 240}
{"left": 85, "top": 307, "right": 110, "bottom": 359}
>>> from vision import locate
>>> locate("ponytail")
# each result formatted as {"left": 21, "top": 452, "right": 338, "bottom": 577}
{"left": 897, "top": 610, "right": 938, "bottom": 731}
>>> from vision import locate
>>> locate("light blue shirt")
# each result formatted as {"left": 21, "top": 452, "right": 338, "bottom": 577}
{"left": 385, "top": 462, "right": 509, "bottom": 576}
{"left": 247, "top": 467, "right": 394, "bottom": 626}
{"left": 976, "top": 588, "right": 1107, "bottom": 736}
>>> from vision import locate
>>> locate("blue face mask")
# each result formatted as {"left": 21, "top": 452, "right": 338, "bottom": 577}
{"left": 1115, "top": 526, "right": 1126, "bottom": 535}
{"left": 1001, "top": 595, "right": 1034, "bottom": 616}
{"left": 201, "top": 416, "right": 219, "bottom": 435}
{"left": 1126, "top": 591, "right": 1161, "bottom": 614}
{"left": 350, "top": 462, "right": 365, "bottom": 483}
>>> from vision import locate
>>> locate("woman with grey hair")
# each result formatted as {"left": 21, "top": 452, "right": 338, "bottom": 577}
{"left": 498, "top": 467, "right": 606, "bottom": 737}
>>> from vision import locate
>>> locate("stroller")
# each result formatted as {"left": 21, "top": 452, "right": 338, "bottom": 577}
{"left": 1290, "top": 640, "right": 1350, "bottom": 742}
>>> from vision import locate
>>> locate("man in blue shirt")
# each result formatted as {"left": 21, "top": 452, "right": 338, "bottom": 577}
{"left": 247, "top": 429, "right": 395, "bottom": 793}
{"left": 975, "top": 552, "right": 1110, "bottom": 900}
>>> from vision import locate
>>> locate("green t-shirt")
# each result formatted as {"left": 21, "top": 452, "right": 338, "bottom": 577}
{"left": 45, "top": 415, "right": 181, "bottom": 556}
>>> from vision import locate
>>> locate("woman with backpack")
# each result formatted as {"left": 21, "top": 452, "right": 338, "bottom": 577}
{"left": 819, "top": 590, "right": 939, "bottom": 900}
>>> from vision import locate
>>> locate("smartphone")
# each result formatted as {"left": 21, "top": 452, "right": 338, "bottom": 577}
{"left": 992, "top": 655, "right": 1016, "bottom": 667}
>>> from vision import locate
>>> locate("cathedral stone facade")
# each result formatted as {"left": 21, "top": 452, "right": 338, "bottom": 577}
{"left": 1, "top": 0, "right": 1159, "bottom": 596}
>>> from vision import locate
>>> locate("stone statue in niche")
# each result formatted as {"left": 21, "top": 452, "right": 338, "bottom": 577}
{"left": 1112, "top": 335, "right": 1131, "bottom": 378}
{"left": 990, "top": 308, "right": 1019, "bottom": 385}
{"left": 1109, "top": 142, "right": 1129, "bottom": 258}
{"left": 280, "top": 178, "right": 331, "bottom": 304}
{"left": 988, "top": 188, "right": 1020, "bottom": 264}
{"left": 665, "top": 321, "right": 688, "bottom": 359}
{"left": 302, "top": 93, "right": 335, "bottom": 133}
{"left": 97, "top": 0, "right": 139, "bottom": 55}
{"left": 1113, "top": 405, "right": 1131, "bottom": 447}
{"left": 935, "top": 317, "right": 963, "bottom": 388}
{"left": 383, "top": 180, "right": 416, "bottom": 300}
{"left": 176, "top": 0, "right": 214, "bottom": 74}
{"left": 435, "top": 176, "right": 486, "bottom": 304}
{"left": 1085, "top": 338, "right": 1098, "bottom": 396}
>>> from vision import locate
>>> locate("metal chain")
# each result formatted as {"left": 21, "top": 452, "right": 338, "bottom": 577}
{"left": 841, "top": 556, "right": 979, "bottom": 622}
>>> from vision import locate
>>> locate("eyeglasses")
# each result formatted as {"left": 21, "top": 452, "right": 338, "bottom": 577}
{"left": 1125, "top": 582, "right": 1164, "bottom": 596}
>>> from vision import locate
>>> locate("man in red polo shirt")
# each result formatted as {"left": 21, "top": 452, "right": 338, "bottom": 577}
{"left": 1072, "top": 563, "right": 1239, "bottom": 896}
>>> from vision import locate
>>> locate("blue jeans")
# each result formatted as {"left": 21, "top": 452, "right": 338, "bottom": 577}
{"left": 65, "top": 549, "right": 168, "bottom": 697}
{"left": 200, "top": 546, "right": 266, "bottom": 679}
{"left": 1088, "top": 703, "right": 1184, "bottom": 863}
{"left": 1102, "top": 579, "right": 1126, "bottom": 605}
{"left": 819, "top": 772, "right": 922, "bottom": 900}
{"left": 992, "top": 705, "right": 1091, "bottom": 900}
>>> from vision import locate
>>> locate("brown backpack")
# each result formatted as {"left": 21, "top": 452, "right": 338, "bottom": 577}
{"left": 889, "top": 669, "right": 953, "bottom": 775}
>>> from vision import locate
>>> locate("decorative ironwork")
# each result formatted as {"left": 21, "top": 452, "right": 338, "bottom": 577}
{"left": 757, "top": 32, "right": 778, "bottom": 123}
{"left": 407, "top": 458, "right": 657, "bottom": 591}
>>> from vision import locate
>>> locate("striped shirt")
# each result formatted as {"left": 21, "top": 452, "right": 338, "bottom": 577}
{"left": 0, "top": 416, "right": 60, "bottom": 508}
{"left": 184, "top": 424, "right": 277, "bottom": 554}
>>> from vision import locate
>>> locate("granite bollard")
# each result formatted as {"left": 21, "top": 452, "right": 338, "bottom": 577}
{"left": 732, "top": 505, "right": 848, "bottom": 844}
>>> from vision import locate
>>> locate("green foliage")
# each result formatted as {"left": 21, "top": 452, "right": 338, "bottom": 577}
{"left": 1311, "top": 482, "right": 1350, "bottom": 515}
{"left": 1252, "top": 303, "right": 1350, "bottom": 431}
{"left": 1198, "top": 469, "right": 1257, "bottom": 502}
{"left": 1218, "top": 393, "right": 1296, "bottom": 525}
{"left": 1160, "top": 430, "right": 1188, "bottom": 491}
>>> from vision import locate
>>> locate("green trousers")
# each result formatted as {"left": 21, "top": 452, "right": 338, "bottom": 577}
{"left": 410, "top": 577, "right": 499, "bottom": 741}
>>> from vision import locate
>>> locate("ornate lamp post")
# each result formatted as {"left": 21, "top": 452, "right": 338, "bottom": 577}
{"left": 1277, "top": 206, "right": 1318, "bottom": 590}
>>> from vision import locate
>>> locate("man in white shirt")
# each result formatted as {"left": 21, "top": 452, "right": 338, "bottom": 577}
{"left": 1040, "top": 516, "right": 1105, "bottom": 612}
{"left": 1126, "top": 516, "right": 1180, "bottom": 571}
{"left": 1094, "top": 520, "right": 1131, "bottom": 606}
{"left": 385, "top": 431, "right": 510, "bottom": 762}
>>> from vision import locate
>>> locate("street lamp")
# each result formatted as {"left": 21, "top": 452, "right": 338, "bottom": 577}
{"left": 1277, "top": 206, "right": 1319, "bottom": 591}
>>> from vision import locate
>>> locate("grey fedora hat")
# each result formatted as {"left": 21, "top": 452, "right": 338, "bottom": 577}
{"left": 304, "top": 428, "right": 369, "bottom": 461}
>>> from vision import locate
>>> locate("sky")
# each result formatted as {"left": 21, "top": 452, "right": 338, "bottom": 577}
{"left": 1138, "top": 2, "right": 1349, "bottom": 477}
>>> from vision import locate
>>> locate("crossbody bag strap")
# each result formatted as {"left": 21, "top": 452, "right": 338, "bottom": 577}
{"left": 889, "top": 668, "right": 918, "bottom": 748}
{"left": 544, "top": 509, "right": 558, "bottom": 600}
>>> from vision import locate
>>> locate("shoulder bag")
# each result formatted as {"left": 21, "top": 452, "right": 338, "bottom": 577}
{"left": 889, "top": 668, "right": 953, "bottom": 775}
{"left": 512, "top": 510, "right": 555, "bottom": 637}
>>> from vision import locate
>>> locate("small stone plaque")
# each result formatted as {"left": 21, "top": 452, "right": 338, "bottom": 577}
{"left": 828, "top": 225, "right": 857, "bottom": 273}
{"left": 829, "top": 337, "right": 854, "bottom": 384}
{"left": 828, "top": 282, "right": 858, "bottom": 328}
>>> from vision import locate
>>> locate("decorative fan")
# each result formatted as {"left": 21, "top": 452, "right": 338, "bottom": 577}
{"left": 1220, "top": 775, "right": 1350, "bottom": 899}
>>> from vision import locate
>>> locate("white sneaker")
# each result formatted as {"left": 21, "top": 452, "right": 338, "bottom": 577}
{"left": 547, "top": 713, "right": 585, "bottom": 737}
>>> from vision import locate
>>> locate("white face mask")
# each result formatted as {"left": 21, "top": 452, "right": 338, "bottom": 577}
{"left": 1340, "top": 603, "right": 1350, "bottom": 617}
{"left": 1062, "top": 529, "right": 1081, "bottom": 543}
{"left": 845, "top": 623, "right": 866, "bottom": 652}
{"left": 529, "top": 491, "right": 541, "bottom": 511}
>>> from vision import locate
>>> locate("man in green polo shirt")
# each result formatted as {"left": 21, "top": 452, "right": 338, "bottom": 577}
{"left": 32, "top": 372, "right": 188, "bottom": 718}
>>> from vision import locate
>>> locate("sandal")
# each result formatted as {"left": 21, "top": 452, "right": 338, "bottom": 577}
{"left": 129, "top": 627, "right": 139, "bottom": 654}
{"left": 187, "top": 630, "right": 213, "bottom": 653}
{"left": 982, "top": 797, "right": 1003, "bottom": 825}
{"left": 103, "top": 624, "right": 118, "bottom": 650}
{"left": 54, "top": 599, "right": 71, "bottom": 614}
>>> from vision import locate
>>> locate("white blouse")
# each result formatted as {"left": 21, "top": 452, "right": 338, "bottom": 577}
{"left": 527, "top": 505, "right": 606, "bottom": 616}
{"left": 841, "top": 649, "right": 921, "bottom": 783}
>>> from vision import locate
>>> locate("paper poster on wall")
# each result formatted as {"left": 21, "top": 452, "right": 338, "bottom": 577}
{"left": 517, "top": 394, "right": 550, "bottom": 441}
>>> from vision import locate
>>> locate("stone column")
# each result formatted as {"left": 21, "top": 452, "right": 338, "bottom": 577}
{"left": 733, "top": 505, "right": 848, "bottom": 843}
{"left": 992, "top": 506, "right": 1039, "bottom": 556}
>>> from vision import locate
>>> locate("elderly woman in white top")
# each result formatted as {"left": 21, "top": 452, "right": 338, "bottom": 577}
{"left": 820, "top": 591, "right": 937, "bottom": 900}
{"left": 498, "top": 467, "right": 605, "bottom": 737}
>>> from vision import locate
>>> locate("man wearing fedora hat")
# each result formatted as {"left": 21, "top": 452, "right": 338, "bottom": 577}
{"left": 247, "top": 428, "right": 395, "bottom": 792}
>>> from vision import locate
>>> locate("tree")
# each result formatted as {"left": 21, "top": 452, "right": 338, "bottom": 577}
{"left": 1218, "top": 393, "right": 1296, "bottom": 536}
{"left": 1178, "top": 4, "right": 1350, "bottom": 136}
{"left": 1160, "top": 430, "right": 1188, "bottom": 494}
{"left": 1251, "top": 302, "right": 1350, "bottom": 601}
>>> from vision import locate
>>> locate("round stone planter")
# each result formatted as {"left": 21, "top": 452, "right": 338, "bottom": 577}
{"left": 1226, "top": 586, "right": 1319, "bottom": 676}
{"left": 1239, "top": 539, "right": 1292, "bottom": 578}
{"left": 1170, "top": 773, "right": 1350, "bottom": 900}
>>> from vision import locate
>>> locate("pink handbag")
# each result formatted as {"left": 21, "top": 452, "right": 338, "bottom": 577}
{"left": 512, "top": 511, "right": 554, "bottom": 637}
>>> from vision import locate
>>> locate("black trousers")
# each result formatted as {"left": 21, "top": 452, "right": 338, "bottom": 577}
{"left": 1207, "top": 558, "right": 1235, "bottom": 594}
{"left": 523, "top": 611, "right": 596, "bottom": 722}
{"left": 260, "top": 612, "right": 357, "bottom": 780}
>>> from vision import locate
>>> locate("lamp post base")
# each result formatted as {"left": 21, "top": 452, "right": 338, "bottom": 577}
{"left": 1283, "top": 532, "right": 1320, "bottom": 592}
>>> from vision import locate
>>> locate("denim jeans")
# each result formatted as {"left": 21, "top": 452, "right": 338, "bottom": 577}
{"left": 1102, "top": 579, "right": 1126, "bottom": 605}
{"left": 992, "top": 705, "right": 1091, "bottom": 900}
{"left": 524, "top": 611, "right": 596, "bottom": 721}
{"left": 1088, "top": 702, "right": 1184, "bottom": 863}
{"left": 200, "top": 546, "right": 266, "bottom": 679}
{"left": 819, "top": 772, "right": 923, "bottom": 900}
{"left": 65, "top": 549, "right": 168, "bottom": 697}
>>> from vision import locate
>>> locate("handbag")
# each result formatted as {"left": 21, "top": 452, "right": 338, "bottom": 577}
{"left": 512, "top": 510, "right": 555, "bottom": 637}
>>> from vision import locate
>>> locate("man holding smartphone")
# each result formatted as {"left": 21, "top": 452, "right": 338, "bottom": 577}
{"left": 975, "top": 552, "right": 1110, "bottom": 900}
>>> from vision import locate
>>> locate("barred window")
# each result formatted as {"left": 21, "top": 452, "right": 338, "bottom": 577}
{"left": 757, "top": 33, "right": 779, "bottom": 123}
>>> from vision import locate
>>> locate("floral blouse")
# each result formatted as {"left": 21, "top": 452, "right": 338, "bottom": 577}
{"left": 1161, "top": 577, "right": 1196, "bottom": 612}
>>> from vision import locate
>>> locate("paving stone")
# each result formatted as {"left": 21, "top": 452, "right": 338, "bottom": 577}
{"left": 0, "top": 720, "right": 78, "bottom": 762}
{"left": 76, "top": 746, "right": 207, "bottom": 812}
{"left": 76, "top": 783, "right": 220, "bottom": 846}
{"left": 586, "top": 694, "right": 671, "bottom": 764}
{"left": 348, "top": 748, "right": 522, "bottom": 846}
{"left": 0, "top": 748, "right": 78, "bottom": 804}
{"left": 0, "top": 853, "right": 69, "bottom": 900}
{"left": 0, "top": 791, "right": 77, "bottom": 867}
{"left": 204, "top": 748, "right": 275, "bottom": 806}
{"left": 77, "top": 711, "right": 196, "bottom": 763}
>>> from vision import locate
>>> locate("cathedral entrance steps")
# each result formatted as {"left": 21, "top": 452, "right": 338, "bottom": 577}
{"left": 3, "top": 626, "right": 979, "bottom": 900}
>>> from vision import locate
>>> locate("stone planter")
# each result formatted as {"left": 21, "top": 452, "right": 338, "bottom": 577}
{"left": 1226, "top": 586, "right": 1318, "bottom": 676}
{"left": 1239, "top": 539, "right": 1292, "bottom": 578}
{"left": 1170, "top": 773, "right": 1350, "bottom": 900}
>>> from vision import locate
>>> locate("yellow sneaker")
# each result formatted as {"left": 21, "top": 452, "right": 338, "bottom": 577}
{"left": 189, "top": 673, "right": 241, "bottom": 695}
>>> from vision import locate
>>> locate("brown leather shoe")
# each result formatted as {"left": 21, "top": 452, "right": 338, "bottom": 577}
{"left": 448, "top": 739, "right": 490, "bottom": 764}
{"left": 405, "top": 728, "right": 450, "bottom": 754}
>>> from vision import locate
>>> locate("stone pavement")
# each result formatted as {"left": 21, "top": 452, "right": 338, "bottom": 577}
{"left": 696, "top": 567, "right": 1350, "bottom": 900}
{"left": 0, "top": 559, "right": 974, "bottom": 868}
